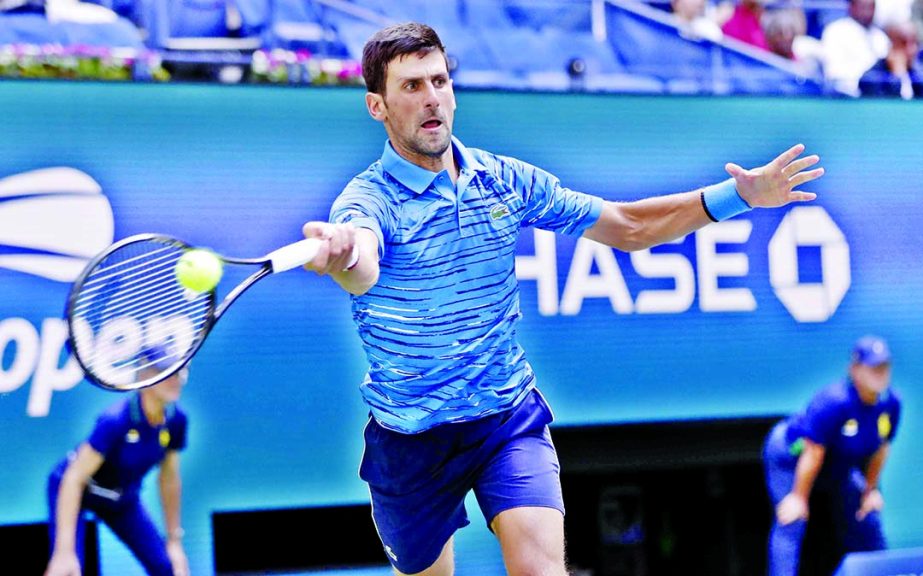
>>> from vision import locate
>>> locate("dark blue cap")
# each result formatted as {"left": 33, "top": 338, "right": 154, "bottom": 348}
{"left": 139, "top": 343, "right": 176, "bottom": 371}
{"left": 852, "top": 335, "right": 891, "bottom": 367}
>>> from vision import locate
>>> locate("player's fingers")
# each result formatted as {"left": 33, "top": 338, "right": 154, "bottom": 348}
{"left": 302, "top": 243, "right": 330, "bottom": 274}
{"left": 788, "top": 191, "right": 817, "bottom": 203}
{"left": 782, "top": 154, "right": 820, "bottom": 178}
{"left": 725, "top": 162, "right": 745, "bottom": 179}
{"left": 303, "top": 220, "right": 330, "bottom": 240}
{"left": 327, "top": 224, "right": 355, "bottom": 271}
{"left": 788, "top": 167, "right": 825, "bottom": 188}
{"left": 770, "top": 143, "right": 806, "bottom": 170}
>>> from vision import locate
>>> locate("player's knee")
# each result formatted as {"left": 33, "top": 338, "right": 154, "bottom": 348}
{"left": 506, "top": 552, "right": 568, "bottom": 576}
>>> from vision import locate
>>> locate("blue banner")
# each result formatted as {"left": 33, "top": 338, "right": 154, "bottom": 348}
{"left": 1, "top": 81, "right": 921, "bottom": 574}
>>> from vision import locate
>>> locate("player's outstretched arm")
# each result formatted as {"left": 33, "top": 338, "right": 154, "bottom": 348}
{"left": 584, "top": 143, "right": 824, "bottom": 252}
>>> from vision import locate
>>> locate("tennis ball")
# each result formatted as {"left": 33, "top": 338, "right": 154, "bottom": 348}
{"left": 175, "top": 249, "right": 223, "bottom": 293}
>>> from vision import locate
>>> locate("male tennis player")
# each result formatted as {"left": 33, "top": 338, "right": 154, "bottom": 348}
{"left": 301, "top": 22, "right": 825, "bottom": 575}
{"left": 762, "top": 335, "right": 901, "bottom": 575}
{"left": 45, "top": 347, "right": 189, "bottom": 576}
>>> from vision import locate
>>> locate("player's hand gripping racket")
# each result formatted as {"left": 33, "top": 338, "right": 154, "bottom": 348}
{"left": 65, "top": 233, "right": 348, "bottom": 391}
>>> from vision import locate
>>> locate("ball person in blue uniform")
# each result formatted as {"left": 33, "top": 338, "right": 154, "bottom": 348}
{"left": 44, "top": 353, "right": 190, "bottom": 576}
{"left": 763, "top": 335, "right": 902, "bottom": 576}
{"left": 300, "top": 22, "right": 825, "bottom": 576}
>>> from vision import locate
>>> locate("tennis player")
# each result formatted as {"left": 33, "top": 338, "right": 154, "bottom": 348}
{"left": 44, "top": 347, "right": 190, "bottom": 576}
{"left": 301, "top": 22, "right": 825, "bottom": 575}
{"left": 762, "top": 335, "right": 901, "bottom": 575}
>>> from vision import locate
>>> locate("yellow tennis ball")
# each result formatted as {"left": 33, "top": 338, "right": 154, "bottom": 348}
{"left": 175, "top": 249, "right": 223, "bottom": 293}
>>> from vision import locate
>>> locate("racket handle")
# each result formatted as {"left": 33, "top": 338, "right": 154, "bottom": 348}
{"left": 267, "top": 239, "right": 360, "bottom": 273}
{"left": 267, "top": 238, "right": 322, "bottom": 272}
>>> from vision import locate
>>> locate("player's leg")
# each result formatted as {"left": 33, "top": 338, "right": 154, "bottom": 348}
{"left": 841, "top": 469, "right": 887, "bottom": 553}
{"left": 472, "top": 389, "right": 568, "bottom": 576}
{"left": 491, "top": 506, "right": 567, "bottom": 576}
{"left": 97, "top": 498, "right": 173, "bottom": 576}
{"left": 360, "top": 417, "right": 472, "bottom": 575}
{"left": 393, "top": 537, "right": 455, "bottom": 576}
{"left": 763, "top": 421, "right": 806, "bottom": 576}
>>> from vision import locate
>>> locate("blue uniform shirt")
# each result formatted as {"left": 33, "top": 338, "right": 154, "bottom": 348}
{"left": 786, "top": 379, "right": 901, "bottom": 483}
{"left": 331, "top": 137, "right": 603, "bottom": 433}
{"left": 85, "top": 393, "right": 188, "bottom": 498}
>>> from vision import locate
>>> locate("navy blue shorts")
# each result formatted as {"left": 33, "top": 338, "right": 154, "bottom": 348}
{"left": 359, "top": 388, "right": 564, "bottom": 574}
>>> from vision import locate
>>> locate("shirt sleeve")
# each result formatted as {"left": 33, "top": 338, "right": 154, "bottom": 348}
{"left": 87, "top": 412, "right": 124, "bottom": 457}
{"left": 490, "top": 153, "right": 603, "bottom": 236}
{"left": 169, "top": 410, "right": 188, "bottom": 451}
{"left": 330, "top": 177, "right": 395, "bottom": 259}
{"left": 887, "top": 392, "right": 901, "bottom": 442}
{"left": 801, "top": 392, "right": 843, "bottom": 447}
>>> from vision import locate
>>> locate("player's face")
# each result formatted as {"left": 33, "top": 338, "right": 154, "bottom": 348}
{"left": 851, "top": 362, "right": 891, "bottom": 399}
{"left": 151, "top": 368, "right": 187, "bottom": 404}
{"left": 370, "top": 50, "right": 455, "bottom": 166}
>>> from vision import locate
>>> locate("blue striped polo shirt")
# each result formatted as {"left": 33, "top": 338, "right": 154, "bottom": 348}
{"left": 331, "top": 137, "right": 603, "bottom": 433}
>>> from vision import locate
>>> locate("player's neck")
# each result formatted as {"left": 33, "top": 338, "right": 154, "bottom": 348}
{"left": 392, "top": 142, "right": 458, "bottom": 183}
{"left": 140, "top": 393, "right": 166, "bottom": 426}
{"left": 852, "top": 382, "right": 879, "bottom": 405}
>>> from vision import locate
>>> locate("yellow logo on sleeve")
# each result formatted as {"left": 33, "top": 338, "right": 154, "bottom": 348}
{"left": 878, "top": 413, "right": 892, "bottom": 439}
{"left": 159, "top": 428, "right": 171, "bottom": 448}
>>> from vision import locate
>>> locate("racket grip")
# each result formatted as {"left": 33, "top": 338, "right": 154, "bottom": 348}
{"left": 267, "top": 239, "right": 360, "bottom": 273}
{"left": 267, "top": 238, "right": 322, "bottom": 273}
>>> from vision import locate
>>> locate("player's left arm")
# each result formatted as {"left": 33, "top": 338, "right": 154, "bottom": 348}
{"left": 584, "top": 143, "right": 824, "bottom": 251}
{"left": 159, "top": 450, "right": 189, "bottom": 576}
{"left": 857, "top": 442, "right": 891, "bottom": 521}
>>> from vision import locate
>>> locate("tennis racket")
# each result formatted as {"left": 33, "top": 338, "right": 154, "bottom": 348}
{"left": 65, "top": 233, "right": 340, "bottom": 391}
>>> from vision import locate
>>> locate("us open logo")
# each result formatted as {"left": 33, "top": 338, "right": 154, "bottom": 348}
{"left": 0, "top": 167, "right": 114, "bottom": 282}
{"left": 0, "top": 167, "right": 117, "bottom": 416}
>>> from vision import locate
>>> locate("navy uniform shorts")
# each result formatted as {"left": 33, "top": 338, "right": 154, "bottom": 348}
{"left": 359, "top": 388, "right": 564, "bottom": 574}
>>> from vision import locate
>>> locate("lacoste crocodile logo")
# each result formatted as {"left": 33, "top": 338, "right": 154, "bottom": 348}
{"left": 489, "top": 203, "right": 510, "bottom": 221}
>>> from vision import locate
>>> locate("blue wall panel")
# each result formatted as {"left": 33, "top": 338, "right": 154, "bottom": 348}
{"left": 0, "top": 81, "right": 921, "bottom": 573}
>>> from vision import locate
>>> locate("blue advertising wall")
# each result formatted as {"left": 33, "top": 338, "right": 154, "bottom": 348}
{"left": 0, "top": 80, "right": 921, "bottom": 574}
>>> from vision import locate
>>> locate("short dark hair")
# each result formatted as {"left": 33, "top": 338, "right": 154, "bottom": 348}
{"left": 362, "top": 22, "right": 446, "bottom": 94}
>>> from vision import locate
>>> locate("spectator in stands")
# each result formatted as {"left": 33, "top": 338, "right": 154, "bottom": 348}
{"left": 44, "top": 352, "right": 190, "bottom": 576}
{"left": 671, "top": 0, "right": 724, "bottom": 42}
{"left": 821, "top": 0, "right": 891, "bottom": 95}
{"left": 721, "top": 0, "right": 770, "bottom": 49}
{"left": 763, "top": 7, "right": 824, "bottom": 71}
{"left": 762, "top": 336, "right": 901, "bottom": 576}
{"left": 860, "top": 20, "right": 923, "bottom": 97}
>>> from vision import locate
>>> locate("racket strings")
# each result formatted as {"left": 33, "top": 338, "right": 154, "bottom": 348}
{"left": 74, "top": 255, "right": 179, "bottom": 313}
{"left": 70, "top": 238, "right": 215, "bottom": 388}
{"left": 78, "top": 246, "right": 176, "bottom": 291}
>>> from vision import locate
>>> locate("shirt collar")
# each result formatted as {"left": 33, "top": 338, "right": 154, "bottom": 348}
{"left": 381, "top": 136, "right": 486, "bottom": 194}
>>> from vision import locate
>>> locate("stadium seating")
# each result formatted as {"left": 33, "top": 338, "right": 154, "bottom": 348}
{"left": 0, "top": 9, "right": 143, "bottom": 50}
{"left": 0, "top": 0, "right": 850, "bottom": 95}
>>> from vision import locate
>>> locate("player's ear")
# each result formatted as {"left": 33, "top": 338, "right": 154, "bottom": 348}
{"left": 366, "top": 92, "right": 386, "bottom": 122}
